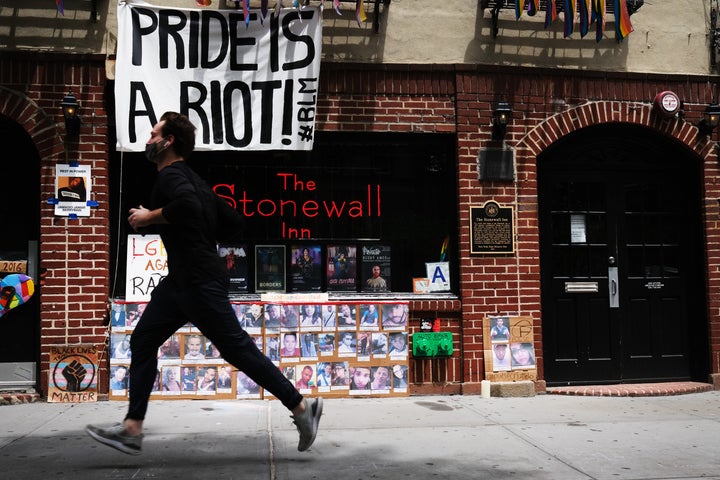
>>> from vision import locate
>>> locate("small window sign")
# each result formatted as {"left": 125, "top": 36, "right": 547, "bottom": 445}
{"left": 570, "top": 214, "right": 586, "bottom": 244}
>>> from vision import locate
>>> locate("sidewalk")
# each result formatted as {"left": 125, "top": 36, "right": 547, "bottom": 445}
{"left": 2, "top": 391, "right": 720, "bottom": 480}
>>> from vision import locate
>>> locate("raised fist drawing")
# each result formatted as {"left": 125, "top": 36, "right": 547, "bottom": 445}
{"left": 62, "top": 360, "right": 87, "bottom": 392}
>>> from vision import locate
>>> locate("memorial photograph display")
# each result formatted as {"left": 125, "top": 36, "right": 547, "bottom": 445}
{"left": 109, "top": 300, "right": 409, "bottom": 401}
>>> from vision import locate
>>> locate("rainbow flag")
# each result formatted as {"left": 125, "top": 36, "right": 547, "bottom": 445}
{"left": 356, "top": 0, "right": 366, "bottom": 26}
{"left": 545, "top": 0, "right": 557, "bottom": 28}
{"left": 594, "top": 0, "right": 606, "bottom": 42}
{"left": 243, "top": 0, "right": 250, "bottom": 27}
{"left": 564, "top": 0, "right": 576, "bottom": 37}
{"left": 578, "top": 0, "right": 591, "bottom": 37}
{"left": 56, "top": 0, "right": 64, "bottom": 15}
{"left": 439, "top": 235, "right": 449, "bottom": 262}
{"left": 614, "top": 0, "right": 634, "bottom": 40}
{"left": 334, "top": 0, "right": 342, "bottom": 15}
{"left": 516, "top": 0, "right": 527, "bottom": 19}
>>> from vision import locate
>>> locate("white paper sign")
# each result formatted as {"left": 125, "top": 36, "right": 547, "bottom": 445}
{"left": 55, "top": 164, "right": 91, "bottom": 217}
{"left": 126, "top": 234, "right": 168, "bottom": 301}
{"left": 570, "top": 214, "right": 587, "bottom": 243}
{"left": 115, "top": 2, "right": 323, "bottom": 152}
{"left": 425, "top": 262, "right": 451, "bottom": 292}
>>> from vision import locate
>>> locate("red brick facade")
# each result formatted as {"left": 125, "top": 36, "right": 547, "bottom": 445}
{"left": 1, "top": 55, "right": 719, "bottom": 397}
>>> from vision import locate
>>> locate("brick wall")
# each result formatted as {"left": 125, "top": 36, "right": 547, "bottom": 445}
{"left": 2, "top": 56, "right": 719, "bottom": 397}
{"left": 0, "top": 53, "right": 111, "bottom": 396}
{"left": 319, "top": 64, "right": 720, "bottom": 391}
{"left": 454, "top": 67, "right": 720, "bottom": 385}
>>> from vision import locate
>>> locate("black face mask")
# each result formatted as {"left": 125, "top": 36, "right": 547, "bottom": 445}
{"left": 144, "top": 138, "right": 168, "bottom": 162}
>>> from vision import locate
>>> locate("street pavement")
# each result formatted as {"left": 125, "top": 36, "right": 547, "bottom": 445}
{"left": 1, "top": 391, "right": 720, "bottom": 479}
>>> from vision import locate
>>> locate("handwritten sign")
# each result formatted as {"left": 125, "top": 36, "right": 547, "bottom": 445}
{"left": 126, "top": 234, "right": 168, "bottom": 301}
{"left": 48, "top": 345, "right": 98, "bottom": 403}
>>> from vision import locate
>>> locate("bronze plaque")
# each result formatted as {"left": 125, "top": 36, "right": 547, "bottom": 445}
{"left": 470, "top": 201, "right": 514, "bottom": 254}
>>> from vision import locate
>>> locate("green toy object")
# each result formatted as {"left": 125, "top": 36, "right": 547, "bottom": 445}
{"left": 412, "top": 332, "right": 453, "bottom": 357}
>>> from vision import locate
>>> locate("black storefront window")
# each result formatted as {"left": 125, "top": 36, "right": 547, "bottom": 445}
{"left": 111, "top": 132, "right": 458, "bottom": 296}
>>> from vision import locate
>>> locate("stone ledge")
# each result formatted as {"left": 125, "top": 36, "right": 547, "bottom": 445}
{"left": 547, "top": 381, "right": 713, "bottom": 397}
{"left": 491, "top": 380, "right": 536, "bottom": 397}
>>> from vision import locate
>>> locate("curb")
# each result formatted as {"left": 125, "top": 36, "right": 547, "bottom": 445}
{"left": 546, "top": 381, "right": 713, "bottom": 397}
{"left": 0, "top": 393, "right": 41, "bottom": 405}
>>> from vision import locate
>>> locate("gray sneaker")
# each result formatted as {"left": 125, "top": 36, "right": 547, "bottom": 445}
{"left": 292, "top": 397, "right": 323, "bottom": 452}
{"left": 85, "top": 423, "right": 143, "bottom": 455}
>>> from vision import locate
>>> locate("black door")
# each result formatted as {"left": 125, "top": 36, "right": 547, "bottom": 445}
{"left": 539, "top": 124, "right": 708, "bottom": 386}
{"left": 0, "top": 116, "right": 40, "bottom": 388}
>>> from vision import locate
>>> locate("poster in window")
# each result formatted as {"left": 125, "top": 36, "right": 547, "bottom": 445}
{"left": 255, "top": 245, "right": 286, "bottom": 292}
{"left": 218, "top": 244, "right": 248, "bottom": 294}
{"left": 125, "top": 234, "right": 167, "bottom": 302}
{"left": 326, "top": 244, "right": 357, "bottom": 291}
{"left": 361, "top": 245, "right": 391, "bottom": 292}
{"left": 289, "top": 245, "right": 322, "bottom": 292}
{"left": 425, "top": 262, "right": 450, "bottom": 292}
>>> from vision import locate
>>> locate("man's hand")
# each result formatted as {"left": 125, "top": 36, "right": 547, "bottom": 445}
{"left": 128, "top": 205, "right": 166, "bottom": 232}
{"left": 128, "top": 205, "right": 150, "bottom": 232}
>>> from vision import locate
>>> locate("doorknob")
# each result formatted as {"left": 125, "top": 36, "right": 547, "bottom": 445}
{"left": 608, "top": 256, "right": 616, "bottom": 266}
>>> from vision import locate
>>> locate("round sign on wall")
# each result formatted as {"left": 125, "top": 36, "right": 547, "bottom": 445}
{"left": 653, "top": 91, "right": 681, "bottom": 118}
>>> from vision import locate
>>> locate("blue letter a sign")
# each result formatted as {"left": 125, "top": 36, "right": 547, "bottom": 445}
{"left": 425, "top": 262, "right": 450, "bottom": 292}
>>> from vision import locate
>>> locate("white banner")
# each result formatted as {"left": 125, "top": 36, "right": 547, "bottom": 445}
{"left": 116, "top": 2, "right": 323, "bottom": 152}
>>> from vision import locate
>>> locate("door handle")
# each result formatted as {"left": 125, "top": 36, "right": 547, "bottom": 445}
{"left": 608, "top": 266, "right": 619, "bottom": 309}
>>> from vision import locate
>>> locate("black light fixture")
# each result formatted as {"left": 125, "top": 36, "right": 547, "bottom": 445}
{"left": 492, "top": 101, "right": 512, "bottom": 140}
{"left": 698, "top": 102, "right": 720, "bottom": 137}
{"left": 61, "top": 91, "right": 80, "bottom": 136}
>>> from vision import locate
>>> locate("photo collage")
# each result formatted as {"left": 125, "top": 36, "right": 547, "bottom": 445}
{"left": 108, "top": 300, "right": 410, "bottom": 401}
{"left": 483, "top": 315, "right": 537, "bottom": 382}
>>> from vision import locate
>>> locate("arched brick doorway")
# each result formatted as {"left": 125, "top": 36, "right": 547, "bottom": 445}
{"left": 537, "top": 123, "right": 708, "bottom": 385}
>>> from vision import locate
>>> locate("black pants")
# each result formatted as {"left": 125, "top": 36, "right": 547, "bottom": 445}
{"left": 126, "top": 276, "right": 303, "bottom": 421}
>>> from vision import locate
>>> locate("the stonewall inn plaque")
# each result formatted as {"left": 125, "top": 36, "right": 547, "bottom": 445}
{"left": 470, "top": 201, "right": 514, "bottom": 254}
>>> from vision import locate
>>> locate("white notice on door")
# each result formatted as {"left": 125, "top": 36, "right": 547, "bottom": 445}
{"left": 570, "top": 214, "right": 586, "bottom": 243}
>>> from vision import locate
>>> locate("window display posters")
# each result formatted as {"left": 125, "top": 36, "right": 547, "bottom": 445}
{"left": 218, "top": 244, "right": 248, "bottom": 294}
{"left": 289, "top": 245, "right": 322, "bottom": 292}
{"left": 255, "top": 245, "right": 286, "bottom": 292}
{"left": 361, "top": 245, "right": 391, "bottom": 292}
{"left": 55, "top": 163, "right": 91, "bottom": 217}
{"left": 326, "top": 245, "right": 357, "bottom": 291}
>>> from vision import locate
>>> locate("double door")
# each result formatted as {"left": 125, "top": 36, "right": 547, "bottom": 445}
{"left": 539, "top": 126, "right": 708, "bottom": 385}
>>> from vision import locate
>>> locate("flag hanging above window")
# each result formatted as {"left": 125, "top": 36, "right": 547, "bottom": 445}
{"left": 493, "top": 0, "right": 637, "bottom": 41}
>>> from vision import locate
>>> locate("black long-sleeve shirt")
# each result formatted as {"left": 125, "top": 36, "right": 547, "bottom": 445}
{"left": 151, "top": 161, "right": 244, "bottom": 287}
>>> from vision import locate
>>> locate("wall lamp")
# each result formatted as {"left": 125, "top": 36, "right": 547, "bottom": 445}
{"left": 492, "top": 101, "right": 512, "bottom": 140}
{"left": 61, "top": 91, "right": 80, "bottom": 136}
{"left": 698, "top": 102, "right": 720, "bottom": 137}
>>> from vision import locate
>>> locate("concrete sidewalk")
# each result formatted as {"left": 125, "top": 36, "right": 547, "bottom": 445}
{"left": 1, "top": 392, "right": 720, "bottom": 480}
